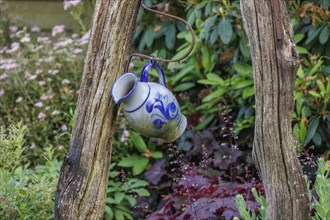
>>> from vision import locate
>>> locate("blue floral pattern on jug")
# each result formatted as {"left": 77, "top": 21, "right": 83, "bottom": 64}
{"left": 146, "top": 92, "right": 179, "bottom": 129}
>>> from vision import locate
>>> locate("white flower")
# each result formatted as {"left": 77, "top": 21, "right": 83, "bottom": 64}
{"left": 52, "top": 110, "right": 60, "bottom": 116}
{"left": 0, "top": 89, "right": 5, "bottom": 97}
{"left": 61, "top": 79, "right": 70, "bottom": 84}
{"left": 6, "top": 42, "right": 20, "bottom": 53}
{"left": 64, "top": 0, "right": 81, "bottom": 10}
{"left": 31, "top": 25, "right": 41, "bottom": 33}
{"left": 35, "top": 102, "right": 43, "bottom": 108}
{"left": 38, "top": 112, "right": 46, "bottom": 120}
{"left": 51, "top": 25, "right": 65, "bottom": 37}
{"left": 38, "top": 81, "right": 46, "bottom": 86}
{"left": 61, "top": 124, "right": 68, "bottom": 132}
{"left": 16, "top": 97, "right": 23, "bottom": 103}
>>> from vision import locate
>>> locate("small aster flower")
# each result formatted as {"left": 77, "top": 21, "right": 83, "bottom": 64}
{"left": 61, "top": 124, "right": 68, "bottom": 132}
{"left": 52, "top": 25, "right": 65, "bottom": 37}
{"left": 61, "top": 79, "right": 70, "bottom": 84}
{"left": 31, "top": 25, "right": 41, "bottom": 33}
{"left": 35, "top": 102, "right": 43, "bottom": 108}
{"left": 63, "top": 0, "right": 81, "bottom": 10}
{"left": 0, "top": 89, "right": 5, "bottom": 97}
{"left": 38, "top": 81, "right": 46, "bottom": 86}
{"left": 38, "top": 112, "right": 46, "bottom": 120}
{"left": 52, "top": 110, "right": 60, "bottom": 116}
{"left": 16, "top": 97, "right": 23, "bottom": 103}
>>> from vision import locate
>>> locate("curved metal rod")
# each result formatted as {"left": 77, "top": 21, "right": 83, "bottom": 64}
{"left": 125, "top": 0, "right": 195, "bottom": 72}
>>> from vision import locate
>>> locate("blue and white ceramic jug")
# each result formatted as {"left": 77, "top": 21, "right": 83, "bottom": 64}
{"left": 111, "top": 61, "right": 187, "bottom": 142}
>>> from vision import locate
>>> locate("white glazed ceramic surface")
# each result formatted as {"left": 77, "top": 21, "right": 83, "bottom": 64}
{"left": 112, "top": 73, "right": 187, "bottom": 142}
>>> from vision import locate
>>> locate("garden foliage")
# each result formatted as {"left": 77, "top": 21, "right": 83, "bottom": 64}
{"left": 0, "top": 0, "right": 329, "bottom": 219}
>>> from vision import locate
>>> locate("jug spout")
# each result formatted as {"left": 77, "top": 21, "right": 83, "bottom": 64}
{"left": 111, "top": 72, "right": 138, "bottom": 104}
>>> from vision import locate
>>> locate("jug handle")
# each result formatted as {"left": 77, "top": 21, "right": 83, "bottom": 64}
{"left": 140, "top": 61, "right": 167, "bottom": 88}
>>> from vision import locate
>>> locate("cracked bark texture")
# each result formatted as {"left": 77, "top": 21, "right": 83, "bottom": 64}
{"left": 55, "top": 0, "right": 140, "bottom": 219}
{"left": 240, "top": 0, "right": 310, "bottom": 219}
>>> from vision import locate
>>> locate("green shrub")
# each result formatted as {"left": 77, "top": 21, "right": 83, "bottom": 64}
{"left": 0, "top": 124, "right": 61, "bottom": 219}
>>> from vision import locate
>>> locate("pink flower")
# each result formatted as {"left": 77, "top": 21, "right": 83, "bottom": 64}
{"left": 38, "top": 112, "right": 46, "bottom": 120}
{"left": 20, "top": 35, "right": 31, "bottom": 43}
{"left": 35, "top": 102, "right": 43, "bottom": 108}
{"left": 0, "top": 89, "right": 5, "bottom": 97}
{"left": 31, "top": 25, "right": 41, "bottom": 33}
{"left": 6, "top": 42, "right": 20, "bottom": 53}
{"left": 61, "top": 124, "right": 68, "bottom": 132}
{"left": 64, "top": 0, "right": 81, "bottom": 10}
{"left": 52, "top": 110, "right": 60, "bottom": 116}
{"left": 73, "top": 48, "right": 83, "bottom": 54}
{"left": 52, "top": 25, "right": 65, "bottom": 37}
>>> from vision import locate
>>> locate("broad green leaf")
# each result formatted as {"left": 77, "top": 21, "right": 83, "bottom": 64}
{"left": 297, "top": 65, "right": 304, "bottom": 78}
{"left": 201, "top": 46, "right": 211, "bottom": 72}
{"left": 130, "top": 131, "right": 148, "bottom": 153}
{"left": 323, "top": 0, "right": 329, "bottom": 10}
{"left": 114, "top": 192, "right": 125, "bottom": 204}
{"left": 170, "top": 65, "right": 194, "bottom": 84}
{"left": 305, "top": 25, "right": 323, "bottom": 44}
{"left": 309, "top": 90, "right": 321, "bottom": 98}
{"left": 294, "top": 34, "right": 305, "bottom": 44}
{"left": 239, "top": 35, "right": 251, "bottom": 59}
{"left": 218, "top": 19, "right": 233, "bottom": 44}
{"left": 118, "top": 156, "right": 136, "bottom": 167}
{"left": 106, "top": 198, "right": 116, "bottom": 204}
{"left": 210, "top": 28, "right": 218, "bottom": 44}
{"left": 151, "top": 151, "right": 163, "bottom": 159}
{"left": 206, "top": 73, "right": 225, "bottom": 86}
{"left": 309, "top": 59, "right": 323, "bottom": 75}
{"left": 312, "top": 132, "right": 322, "bottom": 146}
{"left": 173, "top": 83, "right": 195, "bottom": 92}
{"left": 165, "top": 25, "right": 176, "bottom": 50}
{"left": 317, "top": 80, "right": 326, "bottom": 95}
{"left": 304, "top": 117, "right": 320, "bottom": 144}
{"left": 234, "top": 62, "right": 252, "bottom": 76}
{"left": 132, "top": 158, "right": 149, "bottom": 175}
{"left": 299, "top": 119, "right": 307, "bottom": 143}
{"left": 134, "top": 188, "right": 150, "bottom": 196}
{"left": 242, "top": 87, "right": 255, "bottom": 99}
{"left": 297, "top": 46, "right": 309, "bottom": 54}
{"left": 197, "top": 79, "right": 219, "bottom": 86}
{"left": 125, "top": 195, "right": 137, "bottom": 206}
{"left": 104, "top": 206, "right": 113, "bottom": 219}
{"left": 145, "top": 26, "right": 155, "bottom": 47}
{"left": 128, "top": 179, "right": 149, "bottom": 188}
{"left": 232, "top": 80, "right": 254, "bottom": 90}
{"left": 202, "top": 88, "right": 226, "bottom": 102}
{"left": 319, "top": 26, "right": 329, "bottom": 45}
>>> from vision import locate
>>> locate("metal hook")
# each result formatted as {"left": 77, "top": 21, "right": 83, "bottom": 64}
{"left": 125, "top": 0, "right": 195, "bottom": 72}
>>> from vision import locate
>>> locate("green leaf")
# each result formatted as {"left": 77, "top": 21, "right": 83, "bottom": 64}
{"left": 234, "top": 62, "right": 252, "bottom": 76}
{"left": 319, "top": 26, "right": 329, "bottom": 45}
{"left": 132, "top": 158, "right": 149, "bottom": 175}
{"left": 297, "top": 46, "right": 309, "bottom": 54}
{"left": 130, "top": 131, "right": 148, "bottom": 153}
{"left": 297, "top": 65, "right": 304, "bottom": 78}
{"left": 128, "top": 179, "right": 149, "bottom": 188}
{"left": 173, "top": 83, "right": 195, "bottom": 92}
{"left": 206, "top": 73, "right": 225, "bottom": 86}
{"left": 210, "top": 28, "right": 218, "bottom": 44}
{"left": 218, "top": 19, "right": 233, "bottom": 44}
{"left": 134, "top": 188, "right": 150, "bottom": 196}
{"left": 309, "top": 90, "right": 321, "bottom": 98}
{"left": 304, "top": 117, "right": 320, "bottom": 144}
{"left": 299, "top": 119, "right": 307, "bottom": 143}
{"left": 145, "top": 26, "right": 155, "bottom": 47}
{"left": 196, "top": 115, "right": 215, "bottom": 130}
{"left": 202, "top": 88, "right": 226, "bottom": 102}
{"left": 309, "top": 59, "right": 323, "bottom": 75}
{"left": 170, "top": 65, "right": 194, "bottom": 84}
{"left": 114, "top": 192, "right": 125, "bottom": 204}
{"left": 242, "top": 87, "right": 255, "bottom": 99}
{"left": 104, "top": 206, "right": 113, "bottom": 219}
{"left": 323, "top": 0, "right": 329, "bottom": 10}
{"left": 165, "top": 25, "right": 176, "bottom": 50}
{"left": 125, "top": 195, "right": 137, "bottom": 206}
{"left": 197, "top": 79, "right": 219, "bottom": 86}
{"left": 305, "top": 25, "right": 323, "bottom": 45}
{"left": 118, "top": 156, "right": 135, "bottom": 167}
{"left": 232, "top": 80, "right": 254, "bottom": 90}
{"left": 317, "top": 80, "right": 326, "bottom": 94}
{"left": 106, "top": 198, "right": 116, "bottom": 204}
{"left": 151, "top": 151, "right": 163, "bottom": 159}
{"left": 312, "top": 132, "right": 322, "bottom": 146}
{"left": 294, "top": 34, "right": 305, "bottom": 44}
{"left": 201, "top": 46, "right": 211, "bottom": 72}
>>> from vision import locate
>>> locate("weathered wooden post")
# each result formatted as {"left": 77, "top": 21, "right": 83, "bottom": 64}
{"left": 240, "top": 0, "right": 310, "bottom": 219}
{"left": 55, "top": 0, "right": 140, "bottom": 219}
